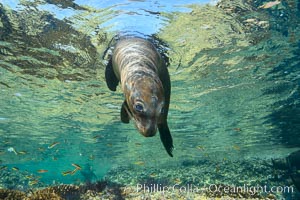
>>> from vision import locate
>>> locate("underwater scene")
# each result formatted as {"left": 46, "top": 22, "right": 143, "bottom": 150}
{"left": 0, "top": 0, "right": 300, "bottom": 199}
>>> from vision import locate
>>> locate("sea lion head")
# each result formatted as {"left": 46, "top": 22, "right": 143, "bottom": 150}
{"left": 125, "top": 76, "right": 165, "bottom": 137}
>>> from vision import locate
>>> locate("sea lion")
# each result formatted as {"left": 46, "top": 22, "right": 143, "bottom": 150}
{"left": 105, "top": 37, "right": 173, "bottom": 157}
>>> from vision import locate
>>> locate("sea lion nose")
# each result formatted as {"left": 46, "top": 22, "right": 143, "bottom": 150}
{"left": 141, "top": 124, "right": 157, "bottom": 137}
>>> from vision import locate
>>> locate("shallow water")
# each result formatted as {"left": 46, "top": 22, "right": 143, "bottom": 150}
{"left": 0, "top": 0, "right": 300, "bottom": 198}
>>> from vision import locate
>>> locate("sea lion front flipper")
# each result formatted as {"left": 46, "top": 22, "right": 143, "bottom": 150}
{"left": 158, "top": 123, "right": 173, "bottom": 157}
{"left": 121, "top": 100, "right": 130, "bottom": 123}
{"left": 105, "top": 58, "right": 119, "bottom": 91}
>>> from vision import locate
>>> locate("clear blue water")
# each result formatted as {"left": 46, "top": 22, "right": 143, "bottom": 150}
{"left": 0, "top": 0, "right": 299, "bottom": 198}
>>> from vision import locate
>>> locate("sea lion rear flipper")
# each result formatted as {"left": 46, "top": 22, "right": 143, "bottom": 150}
{"left": 121, "top": 100, "right": 130, "bottom": 123}
{"left": 105, "top": 58, "right": 119, "bottom": 91}
{"left": 158, "top": 123, "right": 173, "bottom": 157}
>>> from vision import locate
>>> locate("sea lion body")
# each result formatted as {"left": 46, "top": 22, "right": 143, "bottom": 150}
{"left": 105, "top": 37, "right": 173, "bottom": 156}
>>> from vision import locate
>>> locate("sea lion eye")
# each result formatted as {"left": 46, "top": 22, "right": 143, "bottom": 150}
{"left": 134, "top": 103, "right": 144, "bottom": 113}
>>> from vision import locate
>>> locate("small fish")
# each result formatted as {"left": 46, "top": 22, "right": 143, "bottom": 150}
{"left": 89, "top": 155, "right": 95, "bottom": 160}
{"left": 75, "top": 97, "right": 84, "bottom": 103}
{"left": 70, "top": 168, "right": 79, "bottom": 175}
{"left": 37, "top": 169, "right": 48, "bottom": 173}
{"left": 12, "top": 167, "right": 19, "bottom": 171}
{"left": 216, "top": 165, "right": 220, "bottom": 172}
{"left": 48, "top": 142, "right": 60, "bottom": 149}
{"left": 62, "top": 170, "right": 74, "bottom": 176}
{"left": 149, "top": 173, "right": 157, "bottom": 178}
{"left": 72, "top": 163, "right": 82, "bottom": 170}
{"left": 29, "top": 180, "right": 39, "bottom": 185}
{"left": 259, "top": 0, "right": 281, "bottom": 9}
{"left": 244, "top": 18, "right": 257, "bottom": 23}
{"left": 17, "top": 151, "right": 27, "bottom": 155}
{"left": 135, "top": 143, "right": 142, "bottom": 147}
{"left": 107, "top": 143, "right": 113, "bottom": 147}
{"left": 233, "top": 145, "right": 241, "bottom": 151}
{"left": 92, "top": 135, "right": 102, "bottom": 139}
{"left": 233, "top": 128, "right": 242, "bottom": 132}
{"left": 174, "top": 178, "right": 182, "bottom": 184}
{"left": 0, "top": 166, "right": 7, "bottom": 171}
{"left": 25, "top": 175, "right": 35, "bottom": 179}
{"left": 38, "top": 147, "right": 45, "bottom": 152}
{"left": 134, "top": 161, "right": 145, "bottom": 166}
{"left": 196, "top": 145, "right": 205, "bottom": 151}
{"left": 61, "top": 168, "right": 78, "bottom": 176}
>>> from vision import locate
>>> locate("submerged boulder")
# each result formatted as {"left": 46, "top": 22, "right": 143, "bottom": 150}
{"left": 272, "top": 150, "right": 300, "bottom": 191}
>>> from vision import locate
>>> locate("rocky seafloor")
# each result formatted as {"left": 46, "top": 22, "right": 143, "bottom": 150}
{"left": 0, "top": 158, "right": 299, "bottom": 200}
